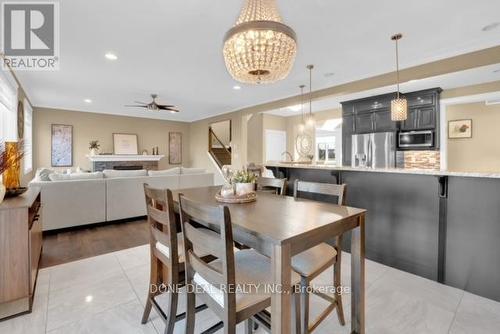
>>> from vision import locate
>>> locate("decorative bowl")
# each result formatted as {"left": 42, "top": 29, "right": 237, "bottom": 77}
{"left": 5, "top": 187, "right": 28, "bottom": 198}
{"left": 215, "top": 191, "right": 257, "bottom": 204}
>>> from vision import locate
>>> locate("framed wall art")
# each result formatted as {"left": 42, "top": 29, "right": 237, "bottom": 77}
{"left": 169, "top": 132, "right": 182, "bottom": 164}
{"left": 448, "top": 119, "right": 472, "bottom": 139}
{"left": 113, "top": 133, "right": 138, "bottom": 155}
{"left": 51, "top": 124, "right": 73, "bottom": 167}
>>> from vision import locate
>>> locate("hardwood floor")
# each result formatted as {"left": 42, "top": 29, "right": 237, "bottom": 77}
{"left": 40, "top": 219, "right": 149, "bottom": 268}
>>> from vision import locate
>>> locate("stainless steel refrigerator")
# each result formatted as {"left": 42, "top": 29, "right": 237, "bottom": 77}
{"left": 351, "top": 132, "right": 396, "bottom": 168}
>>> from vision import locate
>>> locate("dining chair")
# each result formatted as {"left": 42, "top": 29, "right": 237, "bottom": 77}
{"left": 179, "top": 193, "right": 301, "bottom": 334}
{"left": 292, "top": 179, "right": 347, "bottom": 334}
{"left": 141, "top": 184, "right": 218, "bottom": 334}
{"left": 256, "top": 176, "right": 287, "bottom": 195}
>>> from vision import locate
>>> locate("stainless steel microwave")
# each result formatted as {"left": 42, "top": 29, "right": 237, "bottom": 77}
{"left": 398, "top": 130, "right": 434, "bottom": 149}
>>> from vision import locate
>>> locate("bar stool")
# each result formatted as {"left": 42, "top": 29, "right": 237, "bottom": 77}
{"left": 292, "top": 179, "right": 347, "bottom": 334}
{"left": 179, "top": 193, "right": 301, "bottom": 334}
{"left": 141, "top": 185, "right": 218, "bottom": 334}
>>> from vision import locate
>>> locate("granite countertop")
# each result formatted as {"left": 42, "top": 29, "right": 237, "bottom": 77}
{"left": 265, "top": 162, "right": 500, "bottom": 179}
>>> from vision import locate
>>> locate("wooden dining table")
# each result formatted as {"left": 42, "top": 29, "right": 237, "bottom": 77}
{"left": 171, "top": 186, "right": 367, "bottom": 334}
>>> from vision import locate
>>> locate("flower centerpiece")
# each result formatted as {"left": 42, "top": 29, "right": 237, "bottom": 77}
{"left": 89, "top": 140, "right": 100, "bottom": 156}
{"left": 231, "top": 170, "right": 256, "bottom": 196}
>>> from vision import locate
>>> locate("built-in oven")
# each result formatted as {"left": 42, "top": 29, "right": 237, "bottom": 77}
{"left": 398, "top": 130, "right": 434, "bottom": 149}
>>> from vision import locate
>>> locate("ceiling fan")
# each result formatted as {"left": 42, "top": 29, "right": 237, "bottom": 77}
{"left": 125, "top": 94, "right": 179, "bottom": 113}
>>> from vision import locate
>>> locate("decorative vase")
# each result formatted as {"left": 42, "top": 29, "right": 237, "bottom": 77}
{"left": 235, "top": 182, "right": 255, "bottom": 196}
{"left": 3, "top": 142, "right": 20, "bottom": 189}
{"left": 221, "top": 183, "right": 235, "bottom": 198}
{"left": 89, "top": 148, "right": 98, "bottom": 156}
{"left": 0, "top": 184, "right": 5, "bottom": 204}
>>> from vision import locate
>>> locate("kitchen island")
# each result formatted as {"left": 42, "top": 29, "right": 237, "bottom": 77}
{"left": 266, "top": 162, "right": 500, "bottom": 302}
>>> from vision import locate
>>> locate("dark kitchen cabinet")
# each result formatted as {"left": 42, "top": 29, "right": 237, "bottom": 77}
{"left": 341, "top": 88, "right": 442, "bottom": 159}
{"left": 407, "top": 91, "right": 436, "bottom": 108}
{"left": 343, "top": 114, "right": 355, "bottom": 133}
{"left": 401, "top": 109, "right": 419, "bottom": 130}
{"left": 342, "top": 115, "right": 355, "bottom": 166}
{"left": 417, "top": 107, "right": 436, "bottom": 129}
{"left": 373, "top": 109, "right": 398, "bottom": 132}
{"left": 401, "top": 107, "right": 436, "bottom": 130}
{"left": 355, "top": 113, "right": 374, "bottom": 133}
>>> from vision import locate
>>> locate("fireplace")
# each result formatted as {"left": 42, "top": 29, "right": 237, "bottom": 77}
{"left": 113, "top": 165, "right": 143, "bottom": 170}
{"left": 86, "top": 154, "right": 165, "bottom": 172}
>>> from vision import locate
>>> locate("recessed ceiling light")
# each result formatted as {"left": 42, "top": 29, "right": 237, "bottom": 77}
{"left": 233, "top": 85, "right": 241, "bottom": 90}
{"left": 482, "top": 22, "right": 500, "bottom": 32}
{"left": 84, "top": 98, "right": 92, "bottom": 103}
{"left": 324, "top": 72, "right": 335, "bottom": 78}
{"left": 493, "top": 69, "right": 500, "bottom": 73}
{"left": 288, "top": 104, "right": 302, "bottom": 112}
{"left": 105, "top": 52, "right": 118, "bottom": 60}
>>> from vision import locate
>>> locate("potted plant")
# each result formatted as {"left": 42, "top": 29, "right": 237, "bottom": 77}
{"left": 89, "top": 140, "right": 100, "bottom": 156}
{"left": 0, "top": 141, "right": 25, "bottom": 204}
{"left": 231, "top": 170, "right": 256, "bottom": 196}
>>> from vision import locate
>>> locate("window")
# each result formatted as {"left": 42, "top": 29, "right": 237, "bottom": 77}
{"left": 24, "top": 99, "right": 33, "bottom": 173}
{"left": 0, "top": 67, "right": 18, "bottom": 142}
{"left": 315, "top": 118, "right": 343, "bottom": 165}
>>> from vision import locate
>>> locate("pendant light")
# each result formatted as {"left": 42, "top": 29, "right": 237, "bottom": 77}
{"left": 298, "top": 84, "right": 306, "bottom": 133}
{"left": 223, "top": 0, "right": 298, "bottom": 84}
{"left": 306, "top": 65, "right": 315, "bottom": 127}
{"left": 390, "top": 33, "right": 408, "bottom": 121}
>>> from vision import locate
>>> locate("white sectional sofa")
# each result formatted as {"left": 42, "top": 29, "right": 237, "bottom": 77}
{"left": 30, "top": 168, "right": 214, "bottom": 231}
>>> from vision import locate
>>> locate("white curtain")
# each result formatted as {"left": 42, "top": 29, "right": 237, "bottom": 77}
{"left": 0, "top": 67, "right": 19, "bottom": 142}
{"left": 24, "top": 99, "right": 33, "bottom": 173}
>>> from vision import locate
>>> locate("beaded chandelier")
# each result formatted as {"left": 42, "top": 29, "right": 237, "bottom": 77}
{"left": 223, "top": 0, "right": 297, "bottom": 84}
{"left": 390, "top": 33, "right": 408, "bottom": 121}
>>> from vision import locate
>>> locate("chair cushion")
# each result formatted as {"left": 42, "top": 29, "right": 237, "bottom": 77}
{"left": 193, "top": 249, "right": 300, "bottom": 311}
{"left": 291, "top": 243, "right": 337, "bottom": 277}
{"left": 155, "top": 229, "right": 221, "bottom": 262}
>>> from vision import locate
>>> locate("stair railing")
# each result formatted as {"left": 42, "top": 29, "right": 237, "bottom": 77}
{"left": 208, "top": 127, "right": 232, "bottom": 168}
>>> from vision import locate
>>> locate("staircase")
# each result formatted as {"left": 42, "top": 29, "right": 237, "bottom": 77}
{"left": 208, "top": 127, "right": 231, "bottom": 168}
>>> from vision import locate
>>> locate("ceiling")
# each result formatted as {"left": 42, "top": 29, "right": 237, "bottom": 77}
{"left": 265, "top": 63, "right": 500, "bottom": 116}
{"left": 15, "top": 0, "right": 500, "bottom": 122}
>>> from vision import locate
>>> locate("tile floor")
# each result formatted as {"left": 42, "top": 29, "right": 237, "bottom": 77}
{"left": 1, "top": 245, "right": 498, "bottom": 334}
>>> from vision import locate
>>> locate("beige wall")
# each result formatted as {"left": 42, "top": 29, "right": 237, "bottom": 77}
{"left": 447, "top": 102, "right": 500, "bottom": 172}
{"left": 210, "top": 119, "right": 231, "bottom": 146}
{"left": 247, "top": 114, "right": 263, "bottom": 164}
{"left": 33, "top": 108, "right": 190, "bottom": 172}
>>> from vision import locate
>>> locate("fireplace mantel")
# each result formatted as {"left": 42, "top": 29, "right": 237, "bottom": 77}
{"left": 86, "top": 155, "right": 165, "bottom": 171}
{"left": 86, "top": 154, "right": 164, "bottom": 162}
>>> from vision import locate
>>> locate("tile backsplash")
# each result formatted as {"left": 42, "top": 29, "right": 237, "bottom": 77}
{"left": 397, "top": 151, "right": 441, "bottom": 170}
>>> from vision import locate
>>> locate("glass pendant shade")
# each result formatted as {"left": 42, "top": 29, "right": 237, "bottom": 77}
{"left": 391, "top": 97, "right": 408, "bottom": 121}
{"left": 223, "top": 0, "right": 297, "bottom": 84}
{"left": 390, "top": 33, "right": 407, "bottom": 121}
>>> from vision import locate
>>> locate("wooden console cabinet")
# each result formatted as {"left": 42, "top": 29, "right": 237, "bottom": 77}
{"left": 0, "top": 187, "right": 42, "bottom": 319}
